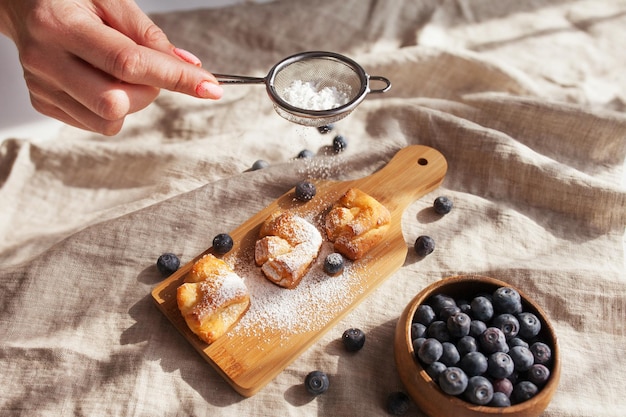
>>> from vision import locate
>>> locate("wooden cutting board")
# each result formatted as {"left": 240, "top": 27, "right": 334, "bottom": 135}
{"left": 151, "top": 145, "right": 447, "bottom": 397}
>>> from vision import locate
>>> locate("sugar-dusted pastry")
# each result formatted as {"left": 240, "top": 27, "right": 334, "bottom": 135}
{"left": 177, "top": 254, "right": 250, "bottom": 344}
{"left": 254, "top": 211, "right": 323, "bottom": 289}
{"left": 325, "top": 188, "right": 391, "bottom": 260}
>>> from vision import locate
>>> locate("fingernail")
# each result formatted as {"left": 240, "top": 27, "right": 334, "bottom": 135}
{"left": 196, "top": 80, "right": 223, "bottom": 99}
{"left": 174, "top": 47, "right": 202, "bottom": 66}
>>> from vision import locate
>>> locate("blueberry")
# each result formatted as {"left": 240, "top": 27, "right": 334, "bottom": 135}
{"left": 470, "top": 296, "right": 494, "bottom": 322}
{"left": 456, "top": 335, "right": 478, "bottom": 356}
{"left": 440, "top": 342, "right": 461, "bottom": 366}
{"left": 457, "top": 299, "right": 471, "bottom": 315}
{"left": 476, "top": 292, "right": 493, "bottom": 303}
{"left": 417, "top": 338, "right": 443, "bottom": 365}
{"left": 508, "top": 345, "right": 534, "bottom": 372}
{"left": 295, "top": 180, "right": 316, "bottom": 201}
{"left": 427, "top": 321, "right": 451, "bottom": 343}
{"left": 414, "top": 287, "right": 554, "bottom": 407}
{"left": 412, "top": 337, "right": 426, "bottom": 354}
{"left": 492, "top": 377, "right": 513, "bottom": 397}
{"left": 507, "top": 372, "right": 520, "bottom": 385}
{"left": 508, "top": 337, "right": 529, "bottom": 349}
{"left": 439, "top": 305, "right": 461, "bottom": 322}
{"left": 464, "top": 376, "right": 494, "bottom": 405}
{"left": 414, "top": 235, "right": 435, "bottom": 257}
{"left": 459, "top": 351, "right": 488, "bottom": 377}
{"left": 414, "top": 304, "right": 436, "bottom": 326}
{"left": 438, "top": 367, "right": 468, "bottom": 396}
{"left": 527, "top": 364, "right": 551, "bottom": 386}
{"left": 487, "top": 352, "right": 515, "bottom": 379}
{"left": 517, "top": 312, "right": 541, "bottom": 339}
{"left": 469, "top": 320, "right": 488, "bottom": 338}
{"left": 429, "top": 294, "right": 457, "bottom": 317}
{"left": 511, "top": 381, "right": 538, "bottom": 404}
{"left": 447, "top": 312, "right": 471, "bottom": 338}
{"left": 492, "top": 286, "right": 523, "bottom": 314}
{"left": 317, "top": 124, "right": 334, "bottom": 134}
{"left": 156, "top": 253, "right": 180, "bottom": 277}
{"left": 426, "top": 361, "right": 447, "bottom": 380}
{"left": 332, "top": 135, "right": 348, "bottom": 153}
{"left": 492, "top": 313, "right": 520, "bottom": 339}
{"left": 297, "top": 149, "right": 314, "bottom": 159}
{"left": 251, "top": 159, "right": 269, "bottom": 170}
{"left": 212, "top": 233, "right": 234, "bottom": 255}
{"left": 386, "top": 391, "right": 411, "bottom": 415}
{"left": 490, "top": 392, "right": 511, "bottom": 407}
{"left": 479, "top": 327, "right": 509, "bottom": 354}
{"left": 304, "top": 370, "right": 329, "bottom": 395}
{"left": 411, "top": 323, "right": 427, "bottom": 341}
{"left": 530, "top": 342, "right": 552, "bottom": 365}
{"left": 342, "top": 328, "right": 366, "bottom": 352}
{"left": 433, "top": 196, "right": 453, "bottom": 215}
{"left": 323, "top": 253, "right": 344, "bottom": 275}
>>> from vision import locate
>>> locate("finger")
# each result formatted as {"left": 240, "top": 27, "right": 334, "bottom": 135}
{"left": 95, "top": 1, "right": 203, "bottom": 66}
{"left": 94, "top": 0, "right": 176, "bottom": 55}
{"left": 30, "top": 91, "right": 124, "bottom": 136}
{"left": 26, "top": 72, "right": 128, "bottom": 136}
{"left": 25, "top": 50, "right": 160, "bottom": 122}
{"left": 62, "top": 56, "right": 161, "bottom": 121}
{"left": 64, "top": 14, "right": 222, "bottom": 99}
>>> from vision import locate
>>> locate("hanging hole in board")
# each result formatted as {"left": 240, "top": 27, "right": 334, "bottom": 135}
{"left": 417, "top": 158, "right": 428, "bottom": 166}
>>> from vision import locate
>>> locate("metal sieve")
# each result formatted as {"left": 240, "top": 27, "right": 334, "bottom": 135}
{"left": 213, "top": 51, "right": 391, "bottom": 127}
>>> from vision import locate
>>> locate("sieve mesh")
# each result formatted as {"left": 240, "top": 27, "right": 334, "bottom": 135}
{"left": 271, "top": 56, "right": 365, "bottom": 104}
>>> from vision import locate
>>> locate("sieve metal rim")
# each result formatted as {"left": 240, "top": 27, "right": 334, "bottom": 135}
{"left": 213, "top": 50, "right": 391, "bottom": 126}
{"left": 265, "top": 51, "right": 370, "bottom": 119}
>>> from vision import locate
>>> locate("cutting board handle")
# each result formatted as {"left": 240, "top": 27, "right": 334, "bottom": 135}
{"left": 356, "top": 145, "right": 448, "bottom": 211}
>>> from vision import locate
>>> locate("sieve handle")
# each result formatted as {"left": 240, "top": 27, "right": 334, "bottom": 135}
{"left": 212, "top": 74, "right": 266, "bottom": 85}
{"left": 368, "top": 76, "right": 392, "bottom": 94}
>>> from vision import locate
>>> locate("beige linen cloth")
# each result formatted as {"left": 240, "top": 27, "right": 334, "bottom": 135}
{"left": 1, "top": 1, "right": 625, "bottom": 416}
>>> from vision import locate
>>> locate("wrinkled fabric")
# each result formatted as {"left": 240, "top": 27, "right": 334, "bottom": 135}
{"left": 1, "top": 1, "right": 625, "bottom": 416}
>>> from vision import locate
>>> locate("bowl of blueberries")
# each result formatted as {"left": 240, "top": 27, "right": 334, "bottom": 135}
{"left": 394, "top": 275, "right": 560, "bottom": 417}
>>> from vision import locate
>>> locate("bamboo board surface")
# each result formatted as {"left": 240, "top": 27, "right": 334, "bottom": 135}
{"left": 152, "top": 145, "right": 447, "bottom": 396}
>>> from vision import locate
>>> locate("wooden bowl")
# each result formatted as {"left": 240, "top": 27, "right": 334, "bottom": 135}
{"left": 394, "top": 275, "right": 561, "bottom": 417}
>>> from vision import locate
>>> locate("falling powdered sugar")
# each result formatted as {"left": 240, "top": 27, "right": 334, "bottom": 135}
{"left": 282, "top": 80, "right": 350, "bottom": 111}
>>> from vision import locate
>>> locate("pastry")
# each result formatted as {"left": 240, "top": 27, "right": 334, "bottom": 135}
{"left": 325, "top": 188, "right": 391, "bottom": 260}
{"left": 254, "top": 211, "right": 323, "bottom": 289}
{"left": 177, "top": 254, "right": 250, "bottom": 344}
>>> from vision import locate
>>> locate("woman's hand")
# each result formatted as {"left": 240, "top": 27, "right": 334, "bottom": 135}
{"left": 0, "top": 0, "right": 223, "bottom": 135}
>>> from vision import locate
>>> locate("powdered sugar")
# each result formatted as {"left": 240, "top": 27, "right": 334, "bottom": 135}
{"left": 196, "top": 271, "right": 248, "bottom": 318}
{"left": 255, "top": 213, "right": 324, "bottom": 288}
{"left": 227, "top": 238, "right": 365, "bottom": 341}
{"left": 282, "top": 80, "right": 350, "bottom": 110}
